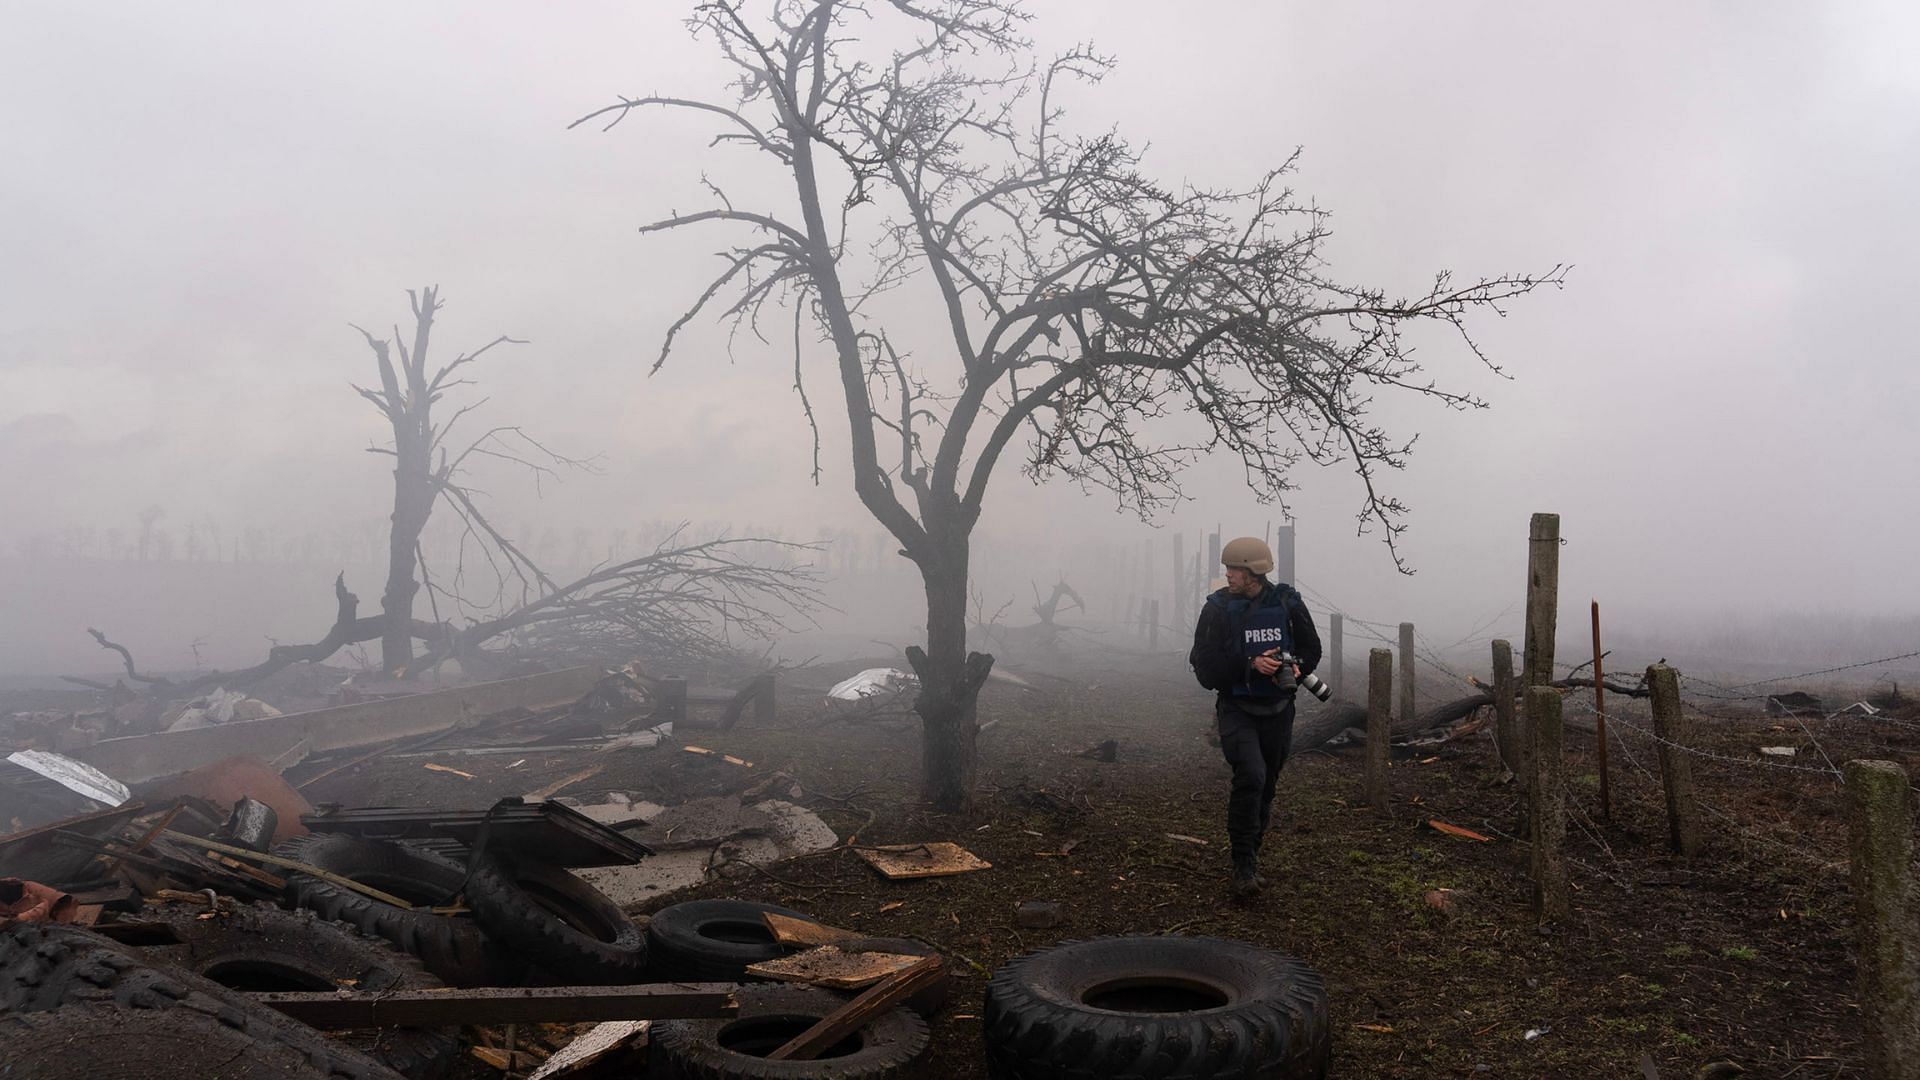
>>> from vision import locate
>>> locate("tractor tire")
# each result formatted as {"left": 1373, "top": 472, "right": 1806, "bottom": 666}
{"left": 139, "top": 901, "right": 456, "bottom": 1079}
{"left": 645, "top": 899, "right": 806, "bottom": 982}
{"left": 273, "top": 832, "right": 519, "bottom": 987}
{"left": 461, "top": 850, "right": 647, "bottom": 985}
{"left": 981, "top": 935, "right": 1330, "bottom": 1080}
{"left": 0, "top": 921, "right": 403, "bottom": 1079}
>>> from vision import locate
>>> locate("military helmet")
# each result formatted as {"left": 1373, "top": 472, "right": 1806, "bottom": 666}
{"left": 1220, "top": 536, "right": 1274, "bottom": 576}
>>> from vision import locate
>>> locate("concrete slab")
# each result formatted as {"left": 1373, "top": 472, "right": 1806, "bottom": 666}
{"left": 575, "top": 798, "right": 838, "bottom": 906}
{"left": 632, "top": 796, "right": 773, "bottom": 851}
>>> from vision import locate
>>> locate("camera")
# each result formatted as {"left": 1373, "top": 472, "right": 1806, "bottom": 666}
{"left": 1267, "top": 651, "right": 1333, "bottom": 702}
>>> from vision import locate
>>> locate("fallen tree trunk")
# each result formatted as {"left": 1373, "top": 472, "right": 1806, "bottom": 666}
{"left": 1293, "top": 674, "right": 1651, "bottom": 753}
{"left": 76, "top": 575, "right": 449, "bottom": 705}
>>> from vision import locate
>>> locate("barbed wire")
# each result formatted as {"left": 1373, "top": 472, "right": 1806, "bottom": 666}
{"left": 1562, "top": 696, "right": 1844, "bottom": 778}
{"left": 1720, "top": 649, "right": 1920, "bottom": 690}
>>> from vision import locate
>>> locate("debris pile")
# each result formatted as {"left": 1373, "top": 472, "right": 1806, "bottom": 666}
{"left": 0, "top": 662, "right": 962, "bottom": 1078}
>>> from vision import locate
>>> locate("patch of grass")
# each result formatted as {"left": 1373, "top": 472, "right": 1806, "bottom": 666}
{"left": 1721, "top": 945, "right": 1758, "bottom": 961}
{"left": 1663, "top": 943, "right": 1694, "bottom": 960}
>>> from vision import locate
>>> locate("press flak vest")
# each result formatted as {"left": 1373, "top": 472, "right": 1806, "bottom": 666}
{"left": 1227, "top": 593, "right": 1293, "bottom": 702}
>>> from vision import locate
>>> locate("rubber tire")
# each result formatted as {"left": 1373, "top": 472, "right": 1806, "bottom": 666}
{"left": 981, "top": 935, "right": 1330, "bottom": 1080}
{"left": 832, "top": 936, "right": 951, "bottom": 1017}
{"left": 646, "top": 899, "right": 806, "bottom": 982}
{"left": 462, "top": 849, "right": 647, "bottom": 985}
{"left": 0, "top": 921, "right": 404, "bottom": 1079}
{"left": 139, "top": 901, "right": 456, "bottom": 1080}
{"left": 650, "top": 984, "right": 929, "bottom": 1080}
{"left": 273, "top": 832, "right": 521, "bottom": 987}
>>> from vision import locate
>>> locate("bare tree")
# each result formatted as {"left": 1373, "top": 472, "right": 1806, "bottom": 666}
{"left": 69, "top": 289, "right": 821, "bottom": 703}
{"left": 351, "top": 286, "right": 559, "bottom": 674}
{"left": 582, "top": 0, "right": 1564, "bottom": 810}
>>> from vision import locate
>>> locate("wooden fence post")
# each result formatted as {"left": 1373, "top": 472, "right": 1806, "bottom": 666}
{"left": 1528, "top": 686, "right": 1569, "bottom": 921}
{"left": 1520, "top": 512, "right": 1561, "bottom": 797}
{"left": 1328, "top": 613, "right": 1344, "bottom": 700}
{"left": 1148, "top": 600, "right": 1160, "bottom": 652}
{"left": 1398, "top": 622, "right": 1416, "bottom": 724}
{"left": 1492, "top": 639, "right": 1518, "bottom": 776}
{"left": 1645, "top": 664, "right": 1701, "bottom": 856}
{"left": 1172, "top": 532, "right": 1185, "bottom": 619}
{"left": 1366, "top": 649, "right": 1393, "bottom": 814}
{"left": 1845, "top": 759, "right": 1919, "bottom": 1079}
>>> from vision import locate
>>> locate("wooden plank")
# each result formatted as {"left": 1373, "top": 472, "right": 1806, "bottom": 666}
{"left": 747, "top": 946, "right": 922, "bottom": 989}
{"left": 682, "top": 746, "right": 753, "bottom": 768}
{"left": 162, "top": 831, "right": 414, "bottom": 908}
{"left": 525, "top": 764, "right": 604, "bottom": 802}
{"left": 766, "top": 956, "right": 944, "bottom": 1061}
{"left": 762, "top": 911, "right": 856, "bottom": 948}
{"left": 255, "top": 984, "right": 738, "bottom": 1029}
{"left": 106, "top": 803, "right": 182, "bottom": 877}
{"left": 855, "top": 842, "right": 991, "bottom": 879}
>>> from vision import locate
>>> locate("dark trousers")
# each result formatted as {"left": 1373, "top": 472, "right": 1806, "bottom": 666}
{"left": 1218, "top": 697, "right": 1295, "bottom": 865}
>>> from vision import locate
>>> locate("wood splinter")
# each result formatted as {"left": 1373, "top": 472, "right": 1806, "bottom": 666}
{"left": 767, "top": 954, "right": 944, "bottom": 1061}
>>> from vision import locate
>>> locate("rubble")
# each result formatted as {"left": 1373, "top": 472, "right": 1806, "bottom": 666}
{"left": 0, "top": 658, "right": 959, "bottom": 1075}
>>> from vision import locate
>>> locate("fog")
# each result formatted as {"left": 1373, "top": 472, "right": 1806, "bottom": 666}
{"left": 4, "top": 2, "right": 1917, "bottom": 683}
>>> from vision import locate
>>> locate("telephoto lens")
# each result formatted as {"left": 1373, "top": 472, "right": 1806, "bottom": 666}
{"left": 1298, "top": 671, "right": 1333, "bottom": 702}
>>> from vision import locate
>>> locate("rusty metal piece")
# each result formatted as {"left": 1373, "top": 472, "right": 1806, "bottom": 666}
{"left": 143, "top": 756, "right": 312, "bottom": 845}
{"left": 0, "top": 877, "right": 79, "bottom": 924}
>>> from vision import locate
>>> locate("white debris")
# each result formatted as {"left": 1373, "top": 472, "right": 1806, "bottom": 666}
{"left": 598, "top": 722, "right": 673, "bottom": 751}
{"left": 575, "top": 798, "right": 837, "bottom": 906}
{"left": 1758, "top": 746, "right": 1798, "bottom": 757}
{"left": 5, "top": 750, "right": 131, "bottom": 807}
{"left": 827, "top": 668, "right": 916, "bottom": 701}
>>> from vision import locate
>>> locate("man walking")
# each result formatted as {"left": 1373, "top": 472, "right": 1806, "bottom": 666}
{"left": 1189, "top": 536, "right": 1322, "bottom": 900}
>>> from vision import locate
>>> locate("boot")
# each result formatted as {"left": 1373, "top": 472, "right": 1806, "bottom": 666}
{"left": 1230, "top": 856, "right": 1262, "bottom": 901}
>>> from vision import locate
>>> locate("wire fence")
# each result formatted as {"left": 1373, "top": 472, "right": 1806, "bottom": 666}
{"left": 1548, "top": 680, "right": 1920, "bottom": 880}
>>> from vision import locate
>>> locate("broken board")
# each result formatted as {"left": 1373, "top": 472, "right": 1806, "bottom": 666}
{"left": 763, "top": 911, "right": 856, "bottom": 948}
{"left": 746, "top": 945, "right": 925, "bottom": 989}
{"left": 855, "top": 842, "right": 990, "bottom": 879}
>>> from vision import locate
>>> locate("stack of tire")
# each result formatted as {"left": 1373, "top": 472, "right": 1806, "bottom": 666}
{"left": 271, "top": 833, "right": 647, "bottom": 986}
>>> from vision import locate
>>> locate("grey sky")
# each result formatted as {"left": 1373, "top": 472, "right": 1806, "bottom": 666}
{"left": 4, "top": 2, "right": 1916, "bottom": 674}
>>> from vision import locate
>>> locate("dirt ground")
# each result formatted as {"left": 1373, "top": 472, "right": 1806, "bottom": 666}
{"left": 298, "top": 652, "right": 1920, "bottom": 1079}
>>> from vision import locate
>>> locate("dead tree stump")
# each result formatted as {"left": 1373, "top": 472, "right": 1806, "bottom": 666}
{"left": 1366, "top": 648, "right": 1392, "bottom": 814}
{"left": 1845, "top": 759, "right": 1919, "bottom": 1079}
{"left": 1646, "top": 664, "right": 1701, "bottom": 856}
{"left": 1528, "top": 686, "right": 1569, "bottom": 921}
